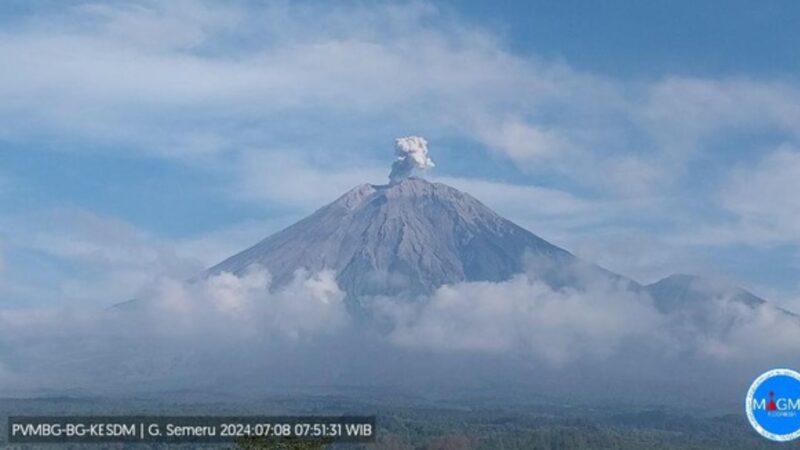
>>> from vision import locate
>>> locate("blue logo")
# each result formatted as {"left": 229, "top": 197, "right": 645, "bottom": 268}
{"left": 746, "top": 368, "right": 800, "bottom": 441}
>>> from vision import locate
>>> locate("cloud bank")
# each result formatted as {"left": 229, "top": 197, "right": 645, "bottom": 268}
{"left": 383, "top": 274, "right": 660, "bottom": 366}
{"left": 0, "top": 267, "right": 348, "bottom": 393}
{"left": 1, "top": 262, "right": 797, "bottom": 402}
{"left": 142, "top": 267, "right": 348, "bottom": 339}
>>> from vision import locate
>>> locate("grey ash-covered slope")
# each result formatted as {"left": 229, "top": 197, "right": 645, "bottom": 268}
{"left": 208, "top": 177, "right": 578, "bottom": 297}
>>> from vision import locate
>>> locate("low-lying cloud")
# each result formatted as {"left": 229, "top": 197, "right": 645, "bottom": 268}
{"left": 140, "top": 267, "right": 348, "bottom": 339}
{"left": 380, "top": 275, "right": 661, "bottom": 366}
{"left": 0, "top": 262, "right": 798, "bottom": 401}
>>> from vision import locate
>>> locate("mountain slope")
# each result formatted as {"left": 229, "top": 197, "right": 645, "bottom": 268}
{"left": 645, "top": 273, "right": 799, "bottom": 336}
{"left": 208, "top": 177, "right": 586, "bottom": 297}
{"left": 646, "top": 274, "right": 767, "bottom": 313}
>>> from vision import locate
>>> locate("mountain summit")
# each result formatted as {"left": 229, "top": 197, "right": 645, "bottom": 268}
{"left": 208, "top": 177, "right": 575, "bottom": 297}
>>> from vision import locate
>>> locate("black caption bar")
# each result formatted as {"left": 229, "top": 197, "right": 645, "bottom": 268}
{"left": 8, "top": 415, "right": 376, "bottom": 444}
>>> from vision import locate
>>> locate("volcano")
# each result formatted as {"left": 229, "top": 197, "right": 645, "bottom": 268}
{"left": 114, "top": 174, "right": 799, "bottom": 400}
{"left": 206, "top": 175, "right": 795, "bottom": 328}
{"left": 208, "top": 177, "right": 618, "bottom": 298}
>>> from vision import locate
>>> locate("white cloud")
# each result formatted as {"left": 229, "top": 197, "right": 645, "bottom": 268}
{"left": 476, "top": 120, "right": 572, "bottom": 163}
{"left": 0, "top": 208, "right": 297, "bottom": 308}
{"left": 141, "top": 267, "right": 348, "bottom": 339}
{"left": 3, "top": 1, "right": 544, "bottom": 158}
{"left": 643, "top": 78, "right": 800, "bottom": 147}
{"left": 18, "top": 209, "right": 200, "bottom": 305}
{"left": 0, "top": 261, "right": 797, "bottom": 395}
{"left": 1, "top": 0, "right": 797, "bottom": 224}
{"left": 0, "top": 1, "right": 671, "bottom": 193}
{"left": 0, "top": 267, "right": 348, "bottom": 393}
{"left": 233, "top": 150, "right": 387, "bottom": 209}
{"left": 692, "top": 298, "right": 800, "bottom": 359}
{"left": 719, "top": 146, "right": 800, "bottom": 245}
{"left": 382, "top": 274, "right": 662, "bottom": 366}
{"left": 1, "top": 1, "right": 798, "bottom": 201}
{"left": 74, "top": 1, "right": 243, "bottom": 51}
{"left": 380, "top": 268, "right": 800, "bottom": 366}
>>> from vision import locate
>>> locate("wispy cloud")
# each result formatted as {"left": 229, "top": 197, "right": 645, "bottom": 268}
{"left": 3, "top": 0, "right": 798, "bottom": 209}
{"left": 0, "top": 207, "right": 291, "bottom": 308}
{"left": 642, "top": 78, "right": 800, "bottom": 147}
{"left": 6, "top": 1, "right": 796, "bottom": 192}
{"left": 719, "top": 145, "right": 800, "bottom": 245}
{"left": 232, "top": 150, "right": 387, "bottom": 209}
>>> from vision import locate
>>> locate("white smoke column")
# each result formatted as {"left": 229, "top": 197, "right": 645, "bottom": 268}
{"left": 389, "top": 136, "right": 435, "bottom": 183}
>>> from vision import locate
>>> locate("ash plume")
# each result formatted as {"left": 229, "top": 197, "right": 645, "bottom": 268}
{"left": 389, "top": 136, "right": 435, "bottom": 183}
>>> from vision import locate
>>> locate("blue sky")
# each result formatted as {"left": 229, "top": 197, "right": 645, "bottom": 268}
{"left": 447, "top": 0, "right": 800, "bottom": 78}
{"left": 1, "top": 0, "right": 799, "bottom": 310}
